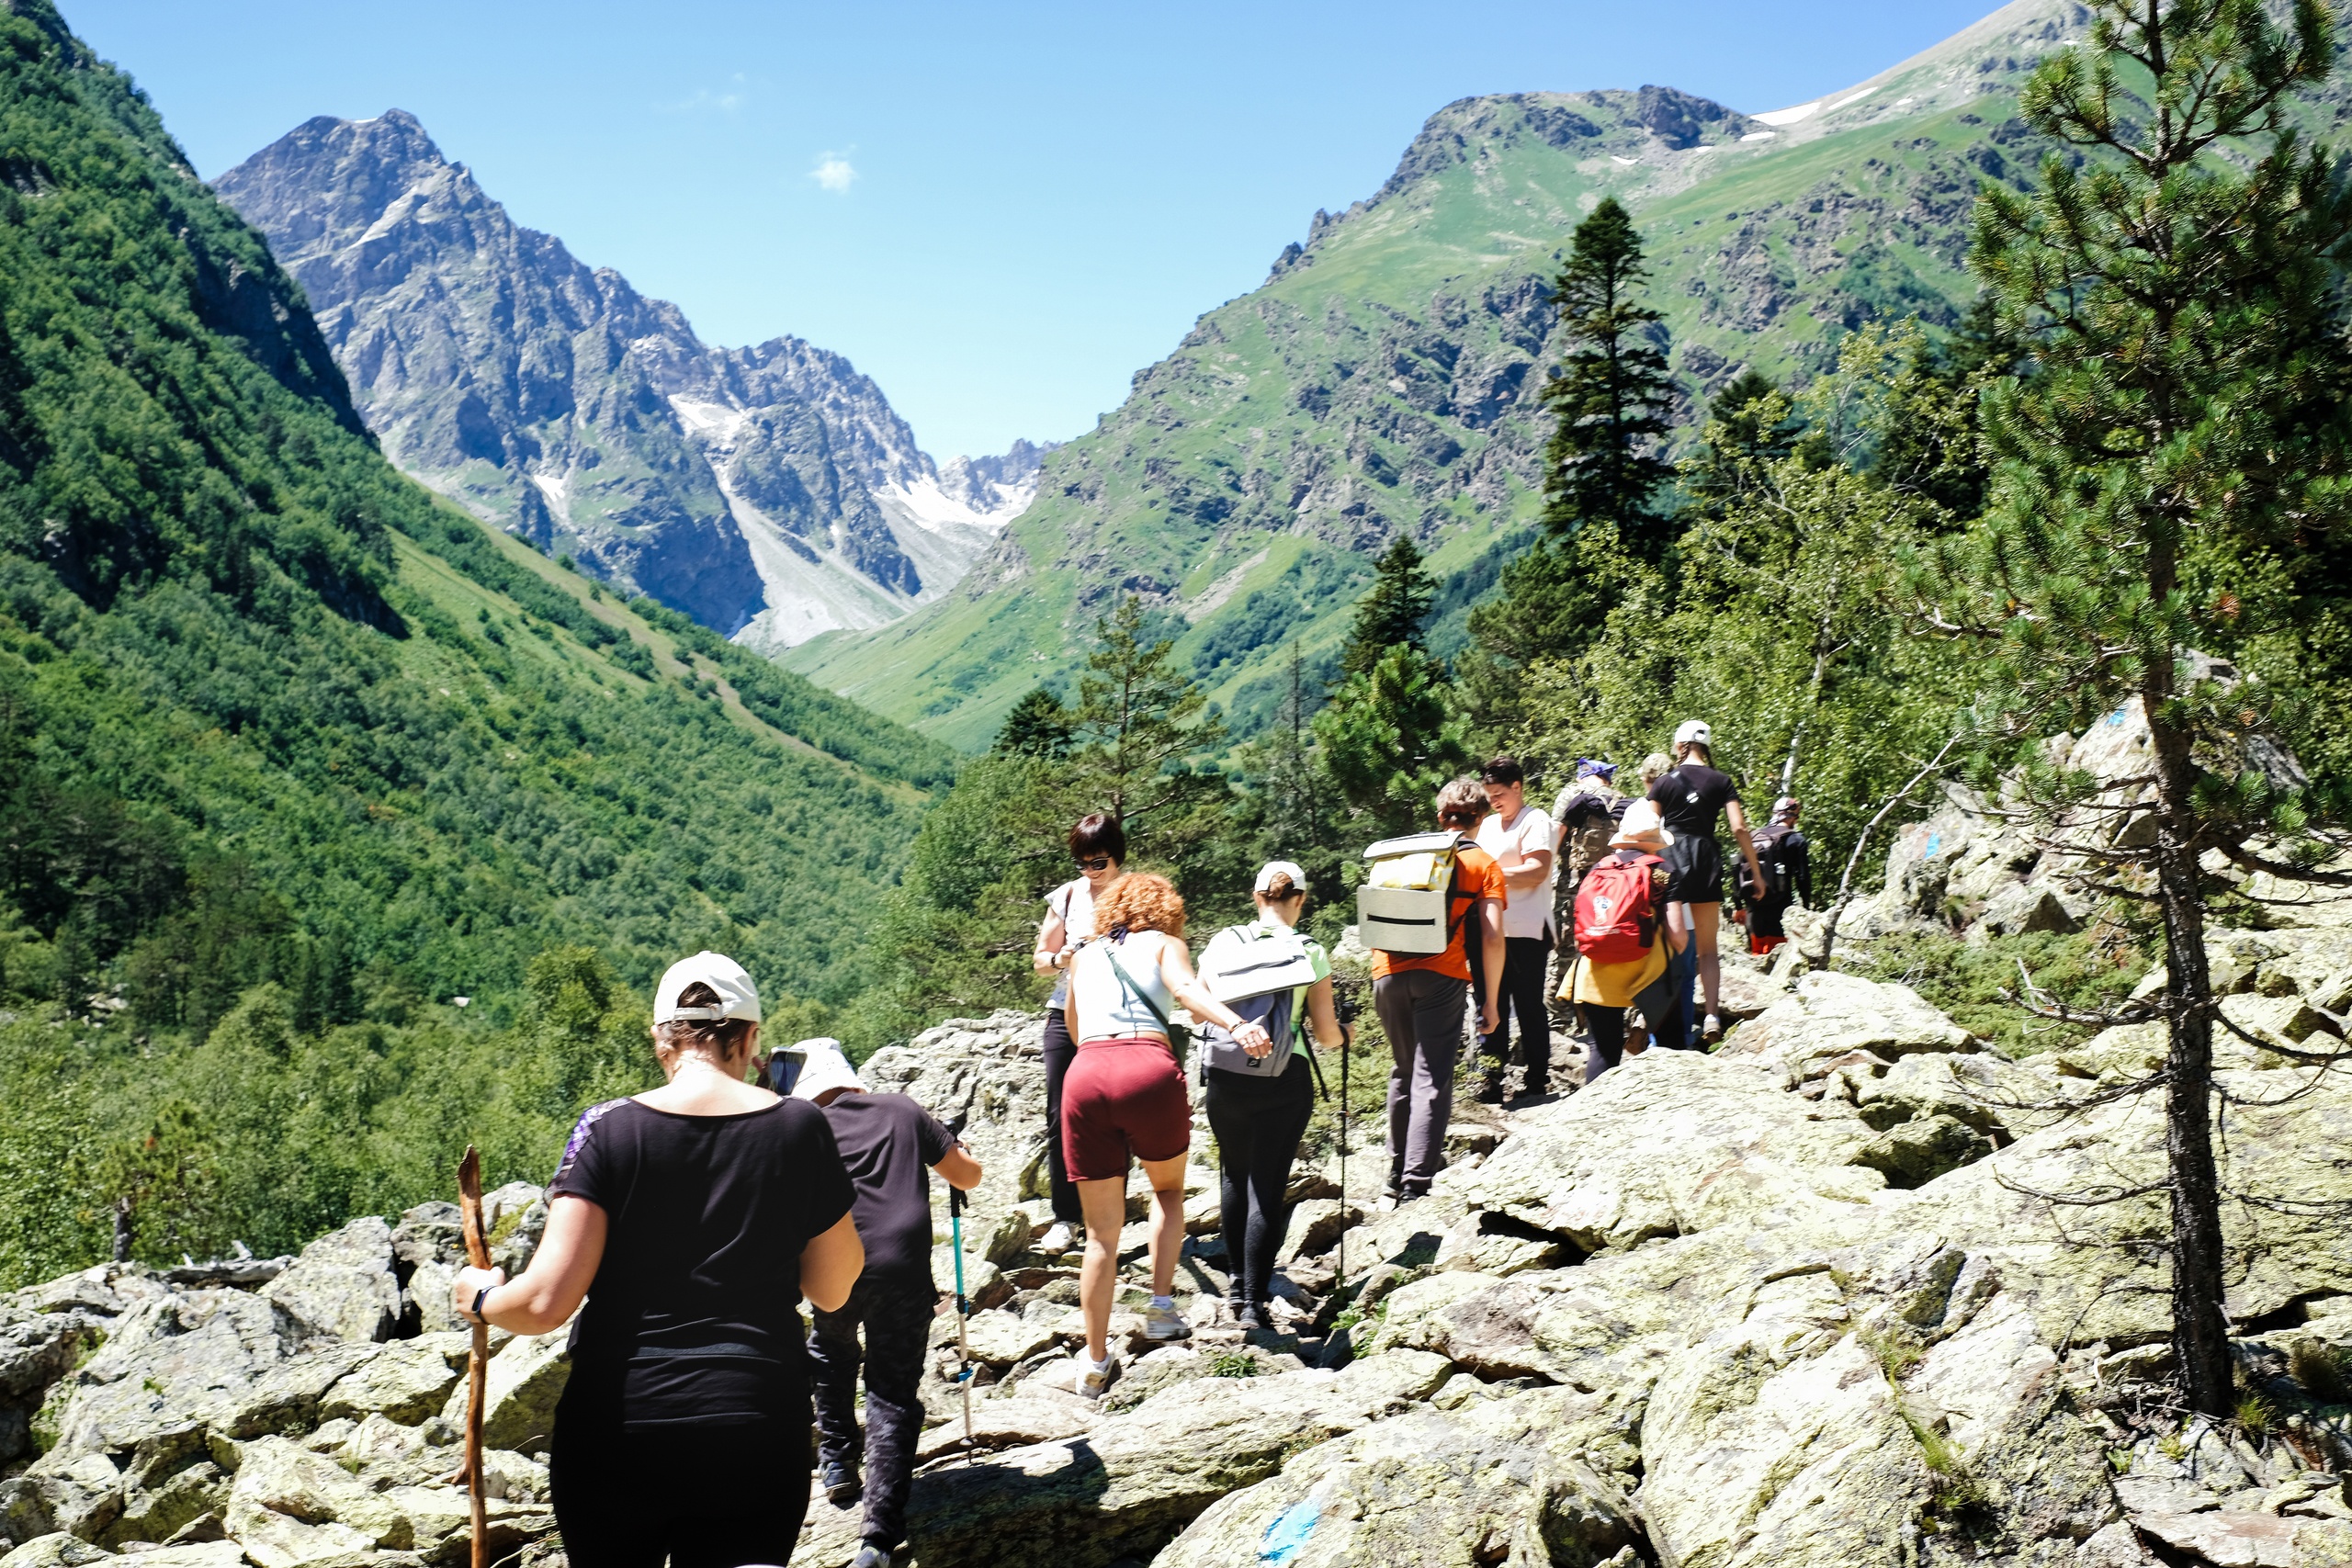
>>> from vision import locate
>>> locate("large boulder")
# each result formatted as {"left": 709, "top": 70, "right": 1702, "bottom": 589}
{"left": 0, "top": 1314, "right": 103, "bottom": 1465}
{"left": 37, "top": 1290, "right": 288, "bottom": 1458}
{"left": 437, "top": 1324, "right": 570, "bottom": 1455}
{"left": 0, "top": 1452, "right": 122, "bottom": 1545}
{"left": 1155, "top": 1385, "right": 1642, "bottom": 1568}
{"left": 790, "top": 1353, "right": 1453, "bottom": 1566}
{"left": 1717, "top": 971, "right": 1976, "bottom": 1089}
{"left": 261, "top": 1219, "right": 403, "bottom": 1345}
{"left": 1440, "top": 1051, "right": 1885, "bottom": 1254}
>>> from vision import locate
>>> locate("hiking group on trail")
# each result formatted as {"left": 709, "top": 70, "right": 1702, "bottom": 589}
{"left": 435, "top": 718, "right": 1787, "bottom": 1567}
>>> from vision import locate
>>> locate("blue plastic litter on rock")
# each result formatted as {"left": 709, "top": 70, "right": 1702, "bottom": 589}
{"left": 1260, "top": 1497, "right": 1321, "bottom": 1562}
{"left": 2109, "top": 707, "right": 2129, "bottom": 726}
{"left": 1922, "top": 832, "right": 1941, "bottom": 860}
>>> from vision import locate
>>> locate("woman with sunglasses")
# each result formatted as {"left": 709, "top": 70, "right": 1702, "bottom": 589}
{"left": 1032, "top": 813, "right": 1126, "bottom": 1256}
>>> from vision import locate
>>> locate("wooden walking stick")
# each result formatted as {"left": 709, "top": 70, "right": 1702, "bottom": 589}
{"left": 457, "top": 1145, "right": 491, "bottom": 1568}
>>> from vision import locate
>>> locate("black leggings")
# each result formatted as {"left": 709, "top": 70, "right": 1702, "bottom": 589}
{"left": 1041, "top": 1007, "right": 1083, "bottom": 1224}
{"left": 550, "top": 1407, "right": 809, "bottom": 1568}
{"left": 1204, "top": 1056, "right": 1315, "bottom": 1307}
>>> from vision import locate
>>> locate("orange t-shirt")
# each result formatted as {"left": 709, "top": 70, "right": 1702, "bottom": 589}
{"left": 1370, "top": 843, "right": 1505, "bottom": 982}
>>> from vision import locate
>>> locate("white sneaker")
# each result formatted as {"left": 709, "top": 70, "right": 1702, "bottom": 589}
{"left": 1037, "top": 1222, "right": 1076, "bottom": 1255}
{"left": 1702, "top": 1013, "right": 1724, "bottom": 1043}
{"left": 1076, "top": 1354, "right": 1120, "bottom": 1400}
{"left": 1144, "top": 1299, "right": 1192, "bottom": 1342}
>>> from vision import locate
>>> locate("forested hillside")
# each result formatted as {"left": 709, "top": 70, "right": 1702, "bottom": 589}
{"left": 0, "top": 0, "right": 952, "bottom": 1285}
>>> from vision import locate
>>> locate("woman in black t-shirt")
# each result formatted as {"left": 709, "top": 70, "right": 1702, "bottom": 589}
{"left": 452, "top": 952, "right": 863, "bottom": 1568}
{"left": 1647, "top": 721, "right": 1768, "bottom": 1045}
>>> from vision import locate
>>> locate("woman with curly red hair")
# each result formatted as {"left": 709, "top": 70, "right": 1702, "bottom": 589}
{"left": 1058, "top": 871, "right": 1270, "bottom": 1399}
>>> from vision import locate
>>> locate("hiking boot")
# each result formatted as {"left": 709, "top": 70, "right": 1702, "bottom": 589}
{"left": 821, "top": 1462, "right": 863, "bottom": 1507}
{"left": 850, "top": 1540, "right": 893, "bottom": 1568}
{"left": 1473, "top": 1067, "right": 1507, "bottom": 1104}
{"left": 1075, "top": 1353, "right": 1120, "bottom": 1401}
{"left": 1037, "top": 1221, "right": 1077, "bottom": 1255}
{"left": 1144, "top": 1299, "right": 1192, "bottom": 1342}
{"left": 1231, "top": 1299, "right": 1267, "bottom": 1331}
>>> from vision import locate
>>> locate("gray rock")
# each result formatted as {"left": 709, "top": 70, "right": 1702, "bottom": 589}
{"left": 1717, "top": 970, "right": 1975, "bottom": 1088}
{"left": 1846, "top": 1112, "right": 1994, "bottom": 1188}
{"left": 435, "top": 1328, "right": 569, "bottom": 1456}
{"left": 220, "top": 1344, "right": 379, "bottom": 1440}
{"left": 0, "top": 1452, "right": 121, "bottom": 1546}
{"left": 40, "top": 1291, "right": 289, "bottom": 1458}
{"left": 0, "top": 1535, "right": 114, "bottom": 1568}
{"left": 262, "top": 1220, "right": 402, "bottom": 1345}
{"left": 318, "top": 1338, "right": 463, "bottom": 1427}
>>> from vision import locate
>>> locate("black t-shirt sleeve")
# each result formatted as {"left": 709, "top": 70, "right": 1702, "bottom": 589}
{"left": 548, "top": 1099, "right": 631, "bottom": 1207}
{"left": 788, "top": 1100, "right": 857, "bottom": 1243}
{"left": 916, "top": 1109, "right": 955, "bottom": 1168}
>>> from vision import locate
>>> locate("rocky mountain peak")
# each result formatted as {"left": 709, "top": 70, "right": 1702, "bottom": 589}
{"left": 214, "top": 111, "right": 1046, "bottom": 648}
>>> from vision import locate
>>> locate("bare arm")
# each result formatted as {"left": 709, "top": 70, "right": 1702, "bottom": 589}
{"left": 799, "top": 1211, "right": 864, "bottom": 1313}
{"left": 1035, "top": 905, "right": 1069, "bottom": 976}
{"left": 1500, "top": 847, "right": 1554, "bottom": 895}
{"left": 455, "top": 1193, "right": 606, "bottom": 1336}
{"left": 1305, "top": 976, "right": 1343, "bottom": 1050}
{"left": 1478, "top": 898, "right": 1506, "bottom": 1033}
{"left": 1724, "top": 800, "right": 1765, "bottom": 897}
{"left": 932, "top": 1145, "right": 983, "bottom": 1190}
{"left": 1159, "top": 936, "right": 1273, "bottom": 1054}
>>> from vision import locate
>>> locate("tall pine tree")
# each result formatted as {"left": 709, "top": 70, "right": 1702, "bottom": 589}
{"left": 1541, "top": 197, "right": 1678, "bottom": 556}
{"left": 1939, "top": 0, "right": 2352, "bottom": 1417}
{"left": 1342, "top": 534, "right": 1437, "bottom": 674}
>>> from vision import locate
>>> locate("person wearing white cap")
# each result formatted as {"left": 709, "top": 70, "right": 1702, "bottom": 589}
{"left": 1560, "top": 801, "right": 1689, "bottom": 1082}
{"left": 786, "top": 1041, "right": 980, "bottom": 1568}
{"left": 1198, "top": 862, "right": 1348, "bottom": 1330}
{"left": 1645, "top": 722, "right": 1767, "bottom": 1043}
{"left": 449, "top": 952, "right": 864, "bottom": 1568}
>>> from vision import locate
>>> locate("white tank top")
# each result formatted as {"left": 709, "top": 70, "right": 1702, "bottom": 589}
{"left": 1071, "top": 934, "right": 1177, "bottom": 1043}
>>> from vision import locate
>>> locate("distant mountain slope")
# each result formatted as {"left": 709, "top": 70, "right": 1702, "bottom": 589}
{"left": 785, "top": 0, "right": 2097, "bottom": 750}
{"left": 0, "top": 0, "right": 951, "bottom": 1023}
{"left": 214, "top": 111, "right": 1053, "bottom": 647}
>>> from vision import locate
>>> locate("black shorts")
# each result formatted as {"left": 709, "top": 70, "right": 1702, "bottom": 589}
{"left": 1664, "top": 833, "right": 1724, "bottom": 906}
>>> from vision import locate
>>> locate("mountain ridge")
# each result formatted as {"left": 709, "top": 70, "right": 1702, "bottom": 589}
{"left": 214, "top": 110, "right": 1055, "bottom": 649}
{"left": 784, "top": 0, "right": 2099, "bottom": 749}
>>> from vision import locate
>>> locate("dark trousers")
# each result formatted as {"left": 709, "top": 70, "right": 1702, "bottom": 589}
{"left": 1040, "top": 1008, "right": 1082, "bottom": 1224}
{"left": 1374, "top": 968, "right": 1466, "bottom": 1192}
{"left": 1747, "top": 896, "right": 1792, "bottom": 941}
{"left": 1204, "top": 1057, "right": 1315, "bottom": 1306}
{"left": 551, "top": 1411, "right": 808, "bottom": 1568}
{"left": 1478, "top": 936, "right": 1553, "bottom": 1086}
{"left": 808, "top": 1272, "right": 935, "bottom": 1551}
{"left": 1577, "top": 967, "right": 1682, "bottom": 1087}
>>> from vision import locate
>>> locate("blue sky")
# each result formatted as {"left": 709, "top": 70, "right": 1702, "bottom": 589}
{"left": 69, "top": 0, "right": 1999, "bottom": 460}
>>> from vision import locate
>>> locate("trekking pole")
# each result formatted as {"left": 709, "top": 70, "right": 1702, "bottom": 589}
{"left": 455, "top": 1147, "right": 490, "bottom": 1568}
{"left": 1338, "top": 1014, "right": 1351, "bottom": 1286}
{"left": 948, "top": 1185, "right": 975, "bottom": 1461}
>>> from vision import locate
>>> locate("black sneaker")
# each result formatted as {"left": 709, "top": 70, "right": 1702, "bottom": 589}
{"left": 850, "top": 1542, "right": 893, "bottom": 1568}
{"left": 1473, "top": 1069, "right": 1506, "bottom": 1104}
{"left": 1233, "top": 1300, "right": 1267, "bottom": 1330}
{"left": 822, "top": 1463, "right": 863, "bottom": 1507}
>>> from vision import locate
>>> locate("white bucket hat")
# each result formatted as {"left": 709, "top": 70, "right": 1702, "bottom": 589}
{"left": 783, "top": 1037, "right": 865, "bottom": 1101}
{"left": 652, "top": 951, "right": 762, "bottom": 1023}
{"left": 1609, "top": 799, "right": 1676, "bottom": 852}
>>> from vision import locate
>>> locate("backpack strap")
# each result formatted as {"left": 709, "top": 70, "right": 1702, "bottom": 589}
{"left": 1102, "top": 940, "right": 1177, "bottom": 1040}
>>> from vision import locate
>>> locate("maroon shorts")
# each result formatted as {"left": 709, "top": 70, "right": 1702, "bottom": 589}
{"left": 1061, "top": 1037, "right": 1192, "bottom": 1181}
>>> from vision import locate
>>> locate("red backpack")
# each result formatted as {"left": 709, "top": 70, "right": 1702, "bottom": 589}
{"left": 1574, "top": 853, "right": 1664, "bottom": 964}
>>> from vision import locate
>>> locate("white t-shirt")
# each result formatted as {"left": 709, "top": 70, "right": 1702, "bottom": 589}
{"left": 1476, "top": 805, "right": 1558, "bottom": 941}
{"left": 1044, "top": 878, "right": 1099, "bottom": 1004}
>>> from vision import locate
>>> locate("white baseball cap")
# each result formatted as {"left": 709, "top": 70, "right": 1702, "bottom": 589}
{"left": 652, "top": 951, "right": 762, "bottom": 1024}
{"left": 783, "top": 1037, "right": 865, "bottom": 1101}
{"left": 1254, "top": 860, "right": 1308, "bottom": 895}
{"left": 1673, "top": 719, "right": 1712, "bottom": 749}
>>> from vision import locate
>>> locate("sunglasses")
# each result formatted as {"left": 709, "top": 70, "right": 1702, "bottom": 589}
{"left": 1074, "top": 855, "right": 1114, "bottom": 871}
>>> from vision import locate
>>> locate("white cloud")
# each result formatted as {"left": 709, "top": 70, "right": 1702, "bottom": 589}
{"left": 809, "top": 152, "right": 857, "bottom": 194}
{"left": 666, "top": 73, "right": 749, "bottom": 116}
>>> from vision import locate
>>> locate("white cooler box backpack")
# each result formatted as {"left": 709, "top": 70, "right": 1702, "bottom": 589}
{"left": 1354, "top": 831, "right": 1474, "bottom": 956}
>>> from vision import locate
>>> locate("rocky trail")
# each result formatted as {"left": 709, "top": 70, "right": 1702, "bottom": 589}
{"left": 6, "top": 708, "right": 2352, "bottom": 1567}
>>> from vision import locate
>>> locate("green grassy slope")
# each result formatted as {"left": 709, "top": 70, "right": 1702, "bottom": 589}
{"left": 0, "top": 0, "right": 947, "bottom": 1032}
{"left": 784, "top": 0, "right": 2084, "bottom": 750}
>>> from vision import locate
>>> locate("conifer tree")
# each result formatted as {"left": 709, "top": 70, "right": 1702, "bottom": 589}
{"left": 1937, "top": 0, "right": 2352, "bottom": 1417}
{"left": 1342, "top": 535, "right": 1437, "bottom": 674}
{"left": 993, "top": 687, "right": 1074, "bottom": 759}
{"left": 1070, "top": 596, "right": 1227, "bottom": 846}
{"left": 1541, "top": 197, "right": 1679, "bottom": 556}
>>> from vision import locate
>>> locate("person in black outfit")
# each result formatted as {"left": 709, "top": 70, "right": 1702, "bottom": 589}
{"left": 1031, "top": 814, "right": 1127, "bottom": 1256}
{"left": 1203, "top": 863, "right": 1349, "bottom": 1330}
{"left": 1736, "top": 796, "right": 1813, "bottom": 955}
{"left": 1648, "top": 722, "right": 1768, "bottom": 1044}
{"left": 786, "top": 1040, "right": 982, "bottom": 1568}
{"left": 452, "top": 952, "right": 864, "bottom": 1568}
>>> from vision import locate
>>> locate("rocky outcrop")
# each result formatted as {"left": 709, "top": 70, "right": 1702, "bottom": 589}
{"left": 6, "top": 960, "right": 2350, "bottom": 1568}
{"left": 214, "top": 112, "right": 1046, "bottom": 644}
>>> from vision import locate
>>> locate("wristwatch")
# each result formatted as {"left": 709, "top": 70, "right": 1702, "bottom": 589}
{"left": 470, "top": 1285, "right": 493, "bottom": 1322}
